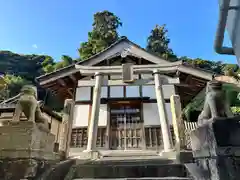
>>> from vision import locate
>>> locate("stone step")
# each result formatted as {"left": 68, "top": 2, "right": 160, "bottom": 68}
{"left": 100, "top": 150, "right": 160, "bottom": 158}
{"left": 73, "top": 178, "right": 192, "bottom": 180}
{"left": 71, "top": 163, "right": 189, "bottom": 179}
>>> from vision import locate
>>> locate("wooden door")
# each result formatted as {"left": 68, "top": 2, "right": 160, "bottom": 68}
{"left": 109, "top": 102, "right": 143, "bottom": 150}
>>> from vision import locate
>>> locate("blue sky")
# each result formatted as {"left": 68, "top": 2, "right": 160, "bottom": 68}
{"left": 0, "top": 0, "right": 237, "bottom": 64}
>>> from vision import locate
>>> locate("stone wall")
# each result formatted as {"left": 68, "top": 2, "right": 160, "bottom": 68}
{"left": 0, "top": 121, "right": 61, "bottom": 179}
{"left": 0, "top": 158, "right": 54, "bottom": 180}
{"left": 187, "top": 119, "right": 240, "bottom": 179}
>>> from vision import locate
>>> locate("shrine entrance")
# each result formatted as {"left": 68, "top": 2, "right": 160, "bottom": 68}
{"left": 109, "top": 102, "right": 144, "bottom": 150}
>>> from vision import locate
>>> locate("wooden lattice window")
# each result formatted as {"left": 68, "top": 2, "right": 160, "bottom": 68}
{"left": 70, "top": 127, "right": 106, "bottom": 148}
{"left": 96, "top": 128, "right": 106, "bottom": 147}
{"left": 145, "top": 126, "right": 175, "bottom": 149}
{"left": 70, "top": 128, "right": 88, "bottom": 148}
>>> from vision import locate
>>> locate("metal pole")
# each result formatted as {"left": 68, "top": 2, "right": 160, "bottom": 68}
{"left": 214, "top": 0, "right": 234, "bottom": 55}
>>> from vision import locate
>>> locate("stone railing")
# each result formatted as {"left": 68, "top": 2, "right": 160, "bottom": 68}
{"left": 0, "top": 104, "right": 16, "bottom": 109}
{"left": 170, "top": 94, "right": 199, "bottom": 150}
{"left": 183, "top": 121, "right": 198, "bottom": 149}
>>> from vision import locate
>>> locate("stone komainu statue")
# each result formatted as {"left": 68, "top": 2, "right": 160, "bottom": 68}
{"left": 197, "top": 80, "right": 234, "bottom": 126}
{"left": 13, "top": 85, "right": 50, "bottom": 131}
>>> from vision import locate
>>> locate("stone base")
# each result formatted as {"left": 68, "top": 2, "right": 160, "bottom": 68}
{"left": 158, "top": 150, "right": 177, "bottom": 160}
{"left": 0, "top": 121, "right": 56, "bottom": 159}
{"left": 190, "top": 119, "right": 240, "bottom": 157}
{"left": 0, "top": 121, "right": 60, "bottom": 179}
{"left": 175, "top": 151, "right": 194, "bottom": 164}
{"left": 0, "top": 158, "right": 56, "bottom": 180}
{"left": 73, "top": 150, "right": 101, "bottom": 160}
{"left": 188, "top": 119, "right": 240, "bottom": 179}
{"left": 0, "top": 149, "right": 59, "bottom": 160}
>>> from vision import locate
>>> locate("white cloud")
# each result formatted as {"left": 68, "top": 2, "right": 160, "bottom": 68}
{"left": 32, "top": 44, "right": 38, "bottom": 49}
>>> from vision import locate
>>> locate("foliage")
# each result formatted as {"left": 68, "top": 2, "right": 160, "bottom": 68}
{"left": 231, "top": 106, "right": 240, "bottom": 115}
{"left": 42, "top": 56, "right": 55, "bottom": 73}
{"left": 78, "top": 10, "right": 122, "bottom": 60}
{"left": 146, "top": 24, "right": 177, "bottom": 61}
{"left": 222, "top": 64, "right": 240, "bottom": 81}
{"left": 0, "top": 74, "right": 30, "bottom": 101}
{"left": 41, "top": 55, "right": 74, "bottom": 73}
{"left": 54, "top": 55, "right": 74, "bottom": 70}
{"left": 61, "top": 55, "right": 73, "bottom": 66}
{"left": 0, "top": 51, "right": 67, "bottom": 111}
{"left": 0, "top": 51, "right": 46, "bottom": 81}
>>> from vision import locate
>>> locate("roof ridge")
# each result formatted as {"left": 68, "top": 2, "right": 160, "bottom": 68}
{"left": 76, "top": 36, "right": 128, "bottom": 65}
{"left": 37, "top": 37, "right": 128, "bottom": 80}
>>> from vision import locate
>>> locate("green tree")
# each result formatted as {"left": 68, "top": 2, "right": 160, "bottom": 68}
{"left": 146, "top": 24, "right": 177, "bottom": 61}
{"left": 78, "top": 10, "right": 122, "bottom": 60}
{"left": 0, "top": 74, "right": 30, "bottom": 100}
{"left": 211, "top": 61, "right": 223, "bottom": 74}
{"left": 222, "top": 64, "right": 239, "bottom": 73}
{"left": 53, "top": 55, "right": 73, "bottom": 70}
{"left": 61, "top": 55, "right": 73, "bottom": 66}
{"left": 42, "top": 56, "right": 55, "bottom": 73}
{"left": 180, "top": 56, "right": 224, "bottom": 74}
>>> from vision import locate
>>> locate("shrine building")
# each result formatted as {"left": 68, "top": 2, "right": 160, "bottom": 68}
{"left": 36, "top": 37, "right": 214, "bottom": 155}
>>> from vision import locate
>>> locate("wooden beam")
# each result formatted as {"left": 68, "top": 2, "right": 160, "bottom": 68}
{"left": 185, "top": 75, "right": 192, "bottom": 84}
{"left": 176, "top": 84, "right": 203, "bottom": 88}
{"left": 75, "top": 63, "right": 181, "bottom": 76}
{"left": 69, "top": 74, "right": 77, "bottom": 82}
{"left": 57, "top": 79, "right": 73, "bottom": 97}
{"left": 42, "top": 82, "right": 58, "bottom": 88}
{"left": 78, "top": 76, "right": 180, "bottom": 87}
{"left": 67, "top": 89, "right": 73, "bottom": 97}
{"left": 177, "top": 66, "right": 213, "bottom": 81}
{"left": 38, "top": 61, "right": 214, "bottom": 87}
{"left": 58, "top": 79, "right": 67, "bottom": 86}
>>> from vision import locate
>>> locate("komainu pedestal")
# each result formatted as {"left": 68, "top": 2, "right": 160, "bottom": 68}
{"left": 0, "top": 121, "right": 59, "bottom": 179}
{"left": 189, "top": 119, "right": 240, "bottom": 180}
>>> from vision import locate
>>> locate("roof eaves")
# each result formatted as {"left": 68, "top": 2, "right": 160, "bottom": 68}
{"left": 178, "top": 64, "right": 215, "bottom": 81}
{"left": 125, "top": 39, "right": 170, "bottom": 64}
{"left": 76, "top": 36, "right": 127, "bottom": 65}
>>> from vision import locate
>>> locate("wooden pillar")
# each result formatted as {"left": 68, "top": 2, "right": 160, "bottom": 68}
{"left": 153, "top": 69, "right": 173, "bottom": 152}
{"left": 85, "top": 72, "right": 103, "bottom": 152}
{"left": 170, "top": 95, "right": 185, "bottom": 150}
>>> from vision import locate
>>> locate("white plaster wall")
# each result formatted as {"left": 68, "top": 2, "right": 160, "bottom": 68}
{"left": 143, "top": 103, "right": 172, "bottom": 126}
{"left": 101, "top": 87, "right": 108, "bottom": 98}
{"left": 142, "top": 85, "right": 175, "bottom": 99}
{"left": 126, "top": 86, "right": 140, "bottom": 97}
{"left": 98, "top": 104, "right": 108, "bottom": 126}
{"left": 73, "top": 104, "right": 108, "bottom": 127}
{"left": 142, "top": 85, "right": 156, "bottom": 99}
{"left": 75, "top": 87, "right": 91, "bottom": 101}
{"left": 73, "top": 104, "right": 90, "bottom": 127}
{"left": 162, "top": 85, "right": 175, "bottom": 99}
{"left": 110, "top": 86, "right": 124, "bottom": 97}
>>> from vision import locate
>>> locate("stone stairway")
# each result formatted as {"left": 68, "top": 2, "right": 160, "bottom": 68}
{"left": 63, "top": 150, "right": 193, "bottom": 180}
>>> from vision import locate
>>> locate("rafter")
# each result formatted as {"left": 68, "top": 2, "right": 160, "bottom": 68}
{"left": 57, "top": 79, "right": 73, "bottom": 97}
